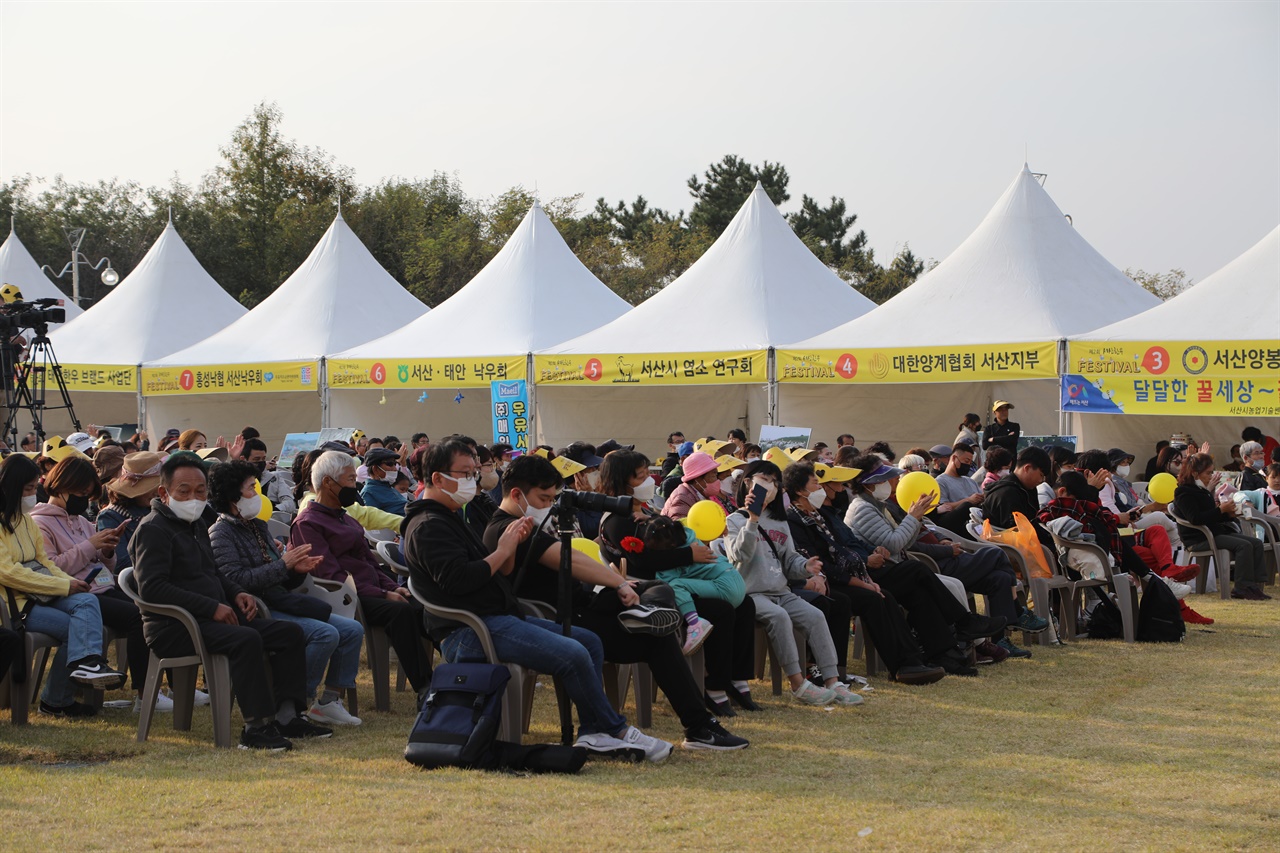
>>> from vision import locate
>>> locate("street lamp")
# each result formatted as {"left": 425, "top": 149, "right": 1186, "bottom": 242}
{"left": 41, "top": 227, "right": 118, "bottom": 307}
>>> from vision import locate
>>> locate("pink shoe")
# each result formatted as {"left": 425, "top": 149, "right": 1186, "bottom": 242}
{"left": 682, "top": 617, "right": 713, "bottom": 655}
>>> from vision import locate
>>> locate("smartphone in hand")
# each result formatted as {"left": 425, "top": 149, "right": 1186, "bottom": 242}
{"left": 747, "top": 483, "right": 768, "bottom": 517}
{"left": 84, "top": 566, "right": 104, "bottom": 584}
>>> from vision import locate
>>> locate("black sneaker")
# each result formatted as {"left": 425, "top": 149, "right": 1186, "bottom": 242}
{"left": 929, "top": 649, "right": 978, "bottom": 677}
{"left": 727, "top": 686, "right": 763, "bottom": 711}
{"left": 38, "top": 700, "right": 98, "bottom": 718}
{"left": 617, "top": 604, "right": 682, "bottom": 636}
{"left": 891, "top": 664, "right": 946, "bottom": 685}
{"left": 955, "top": 613, "right": 1009, "bottom": 642}
{"left": 277, "top": 716, "right": 334, "bottom": 739}
{"left": 683, "top": 719, "right": 749, "bottom": 751}
{"left": 705, "top": 693, "right": 735, "bottom": 718}
{"left": 239, "top": 724, "right": 294, "bottom": 751}
{"left": 68, "top": 656, "right": 127, "bottom": 690}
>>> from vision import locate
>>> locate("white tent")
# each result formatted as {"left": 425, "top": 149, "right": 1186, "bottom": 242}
{"left": 1064, "top": 225, "right": 1280, "bottom": 454}
{"left": 143, "top": 213, "right": 428, "bottom": 449}
{"left": 0, "top": 223, "right": 82, "bottom": 319}
{"left": 41, "top": 218, "right": 246, "bottom": 435}
{"left": 779, "top": 165, "right": 1160, "bottom": 452}
{"left": 535, "top": 183, "right": 876, "bottom": 451}
{"left": 328, "top": 202, "right": 631, "bottom": 444}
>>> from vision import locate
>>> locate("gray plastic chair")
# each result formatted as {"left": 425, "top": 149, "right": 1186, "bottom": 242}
{"left": 117, "top": 567, "right": 234, "bottom": 748}
{"left": 1168, "top": 509, "right": 1235, "bottom": 599}
{"left": 0, "top": 592, "right": 59, "bottom": 724}
{"left": 294, "top": 575, "right": 361, "bottom": 715}
{"left": 1046, "top": 530, "right": 1138, "bottom": 643}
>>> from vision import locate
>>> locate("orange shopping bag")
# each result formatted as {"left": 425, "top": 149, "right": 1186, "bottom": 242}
{"left": 982, "top": 511, "right": 1053, "bottom": 579}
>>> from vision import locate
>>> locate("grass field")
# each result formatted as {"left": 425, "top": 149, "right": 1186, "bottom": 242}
{"left": 2, "top": 592, "right": 1278, "bottom": 851}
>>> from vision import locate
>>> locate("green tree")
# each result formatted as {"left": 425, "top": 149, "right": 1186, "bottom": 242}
{"left": 1125, "top": 267, "right": 1192, "bottom": 301}
{"left": 861, "top": 244, "right": 925, "bottom": 304}
{"left": 687, "top": 155, "right": 790, "bottom": 237}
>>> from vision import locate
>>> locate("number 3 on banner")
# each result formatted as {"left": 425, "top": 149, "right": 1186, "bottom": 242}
{"left": 1142, "top": 347, "right": 1169, "bottom": 375}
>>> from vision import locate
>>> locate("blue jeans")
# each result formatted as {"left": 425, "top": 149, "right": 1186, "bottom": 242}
{"left": 440, "top": 615, "right": 627, "bottom": 738}
{"left": 271, "top": 612, "right": 364, "bottom": 697}
{"left": 24, "top": 593, "right": 106, "bottom": 708}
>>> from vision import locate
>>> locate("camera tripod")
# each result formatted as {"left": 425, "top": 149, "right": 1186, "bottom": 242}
{"left": 2, "top": 325, "right": 81, "bottom": 450}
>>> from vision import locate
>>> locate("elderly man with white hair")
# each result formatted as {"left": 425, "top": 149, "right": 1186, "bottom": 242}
{"left": 1239, "top": 441, "right": 1268, "bottom": 491}
{"left": 289, "top": 451, "right": 433, "bottom": 699}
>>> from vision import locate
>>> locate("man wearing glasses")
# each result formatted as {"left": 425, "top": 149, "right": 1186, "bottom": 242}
{"left": 291, "top": 450, "right": 433, "bottom": 700}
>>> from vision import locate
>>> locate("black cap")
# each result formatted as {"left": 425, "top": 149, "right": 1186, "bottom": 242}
{"left": 597, "top": 439, "right": 634, "bottom": 455}
{"left": 564, "top": 442, "right": 605, "bottom": 469}
{"left": 364, "top": 447, "right": 399, "bottom": 467}
{"left": 319, "top": 441, "right": 358, "bottom": 456}
{"left": 1107, "top": 448, "right": 1134, "bottom": 467}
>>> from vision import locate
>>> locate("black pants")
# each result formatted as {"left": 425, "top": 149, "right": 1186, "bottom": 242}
{"left": 870, "top": 559, "right": 968, "bottom": 658}
{"left": 358, "top": 595, "right": 431, "bottom": 693}
{"left": 0, "top": 626, "right": 19, "bottom": 682}
{"left": 839, "top": 584, "right": 926, "bottom": 675}
{"left": 796, "top": 588, "right": 852, "bottom": 670}
{"left": 148, "top": 614, "right": 306, "bottom": 722}
{"left": 691, "top": 594, "right": 756, "bottom": 691}
{"left": 569, "top": 588, "right": 710, "bottom": 731}
{"left": 937, "top": 549, "right": 1018, "bottom": 621}
{"left": 97, "top": 587, "right": 149, "bottom": 690}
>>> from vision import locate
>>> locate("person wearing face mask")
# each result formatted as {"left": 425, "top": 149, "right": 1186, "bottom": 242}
{"left": 359, "top": 448, "right": 409, "bottom": 516}
{"left": 1085, "top": 449, "right": 1189, "bottom": 575}
{"left": 485, "top": 443, "right": 513, "bottom": 503}
{"left": 0, "top": 454, "right": 128, "bottom": 718}
{"left": 561, "top": 442, "right": 607, "bottom": 539}
{"left": 240, "top": 438, "right": 296, "bottom": 516}
{"left": 1238, "top": 441, "right": 1268, "bottom": 491}
{"left": 131, "top": 453, "right": 326, "bottom": 750}
{"left": 30, "top": 456, "right": 156, "bottom": 711}
{"left": 405, "top": 440, "right": 677, "bottom": 762}
{"left": 209, "top": 461, "right": 364, "bottom": 727}
{"left": 660, "top": 452, "right": 725, "bottom": 522}
{"left": 1173, "top": 452, "right": 1268, "bottom": 600}
{"left": 291, "top": 451, "right": 433, "bottom": 699}
{"left": 980, "top": 446, "right": 1014, "bottom": 492}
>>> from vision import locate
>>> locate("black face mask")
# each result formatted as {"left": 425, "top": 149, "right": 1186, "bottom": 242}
{"left": 956, "top": 462, "right": 973, "bottom": 477}
{"left": 337, "top": 486, "right": 360, "bottom": 507}
{"left": 253, "top": 461, "right": 267, "bottom": 477}
{"left": 65, "top": 494, "right": 90, "bottom": 517}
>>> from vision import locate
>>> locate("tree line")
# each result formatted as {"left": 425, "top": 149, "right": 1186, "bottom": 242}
{"left": 1, "top": 102, "right": 1178, "bottom": 312}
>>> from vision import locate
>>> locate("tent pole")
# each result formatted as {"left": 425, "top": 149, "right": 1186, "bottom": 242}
{"left": 135, "top": 366, "right": 146, "bottom": 438}
{"left": 1056, "top": 339, "right": 1068, "bottom": 436}
{"left": 525, "top": 353, "right": 536, "bottom": 448}
{"left": 766, "top": 347, "right": 778, "bottom": 426}
{"left": 319, "top": 358, "right": 330, "bottom": 430}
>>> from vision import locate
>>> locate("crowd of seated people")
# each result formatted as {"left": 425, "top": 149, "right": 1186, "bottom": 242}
{"left": 1, "top": 413, "right": 1274, "bottom": 762}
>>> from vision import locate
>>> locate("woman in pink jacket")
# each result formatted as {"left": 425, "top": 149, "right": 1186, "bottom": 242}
{"left": 31, "top": 456, "right": 158, "bottom": 711}
{"left": 661, "top": 452, "right": 724, "bottom": 521}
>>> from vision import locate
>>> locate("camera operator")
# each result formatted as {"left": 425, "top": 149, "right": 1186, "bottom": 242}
{"left": 403, "top": 439, "right": 675, "bottom": 762}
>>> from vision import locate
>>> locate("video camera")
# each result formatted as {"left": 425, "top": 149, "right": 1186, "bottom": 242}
{"left": 555, "top": 488, "right": 633, "bottom": 514}
{"left": 0, "top": 298, "right": 67, "bottom": 333}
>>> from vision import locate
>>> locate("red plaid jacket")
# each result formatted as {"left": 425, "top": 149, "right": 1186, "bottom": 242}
{"left": 1037, "top": 497, "right": 1125, "bottom": 566}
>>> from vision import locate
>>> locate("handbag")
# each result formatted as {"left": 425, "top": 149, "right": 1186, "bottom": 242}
{"left": 22, "top": 560, "right": 60, "bottom": 605}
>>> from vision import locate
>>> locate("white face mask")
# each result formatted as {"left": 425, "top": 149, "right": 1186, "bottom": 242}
{"left": 383, "top": 468, "right": 400, "bottom": 485}
{"left": 1250, "top": 458, "right": 1264, "bottom": 470}
{"left": 480, "top": 470, "right": 500, "bottom": 490}
{"left": 235, "top": 494, "right": 262, "bottom": 520}
{"left": 520, "top": 494, "right": 551, "bottom": 526}
{"left": 442, "top": 474, "right": 477, "bottom": 506}
{"left": 751, "top": 476, "right": 777, "bottom": 504}
{"left": 1117, "top": 465, "right": 1131, "bottom": 477}
{"left": 631, "top": 477, "right": 656, "bottom": 503}
{"left": 168, "top": 497, "right": 206, "bottom": 523}
{"left": 1196, "top": 478, "right": 1210, "bottom": 491}
{"left": 585, "top": 471, "right": 601, "bottom": 490}
{"left": 22, "top": 494, "right": 38, "bottom": 512}
{"left": 746, "top": 455, "right": 760, "bottom": 463}
{"left": 805, "top": 489, "right": 825, "bottom": 511}
{"left": 872, "top": 482, "right": 893, "bottom": 502}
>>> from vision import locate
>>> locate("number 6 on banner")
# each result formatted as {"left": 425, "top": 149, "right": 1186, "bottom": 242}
{"left": 370, "top": 362, "right": 387, "bottom": 385}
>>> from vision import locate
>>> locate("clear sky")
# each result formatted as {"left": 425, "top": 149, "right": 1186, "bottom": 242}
{"left": 2, "top": 0, "right": 1277, "bottom": 282}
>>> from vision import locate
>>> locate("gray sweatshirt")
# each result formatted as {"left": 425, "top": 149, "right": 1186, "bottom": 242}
{"left": 723, "top": 510, "right": 810, "bottom": 595}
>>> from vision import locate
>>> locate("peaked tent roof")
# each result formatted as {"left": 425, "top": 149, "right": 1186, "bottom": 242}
{"left": 796, "top": 165, "right": 1161, "bottom": 349}
{"left": 49, "top": 220, "right": 246, "bottom": 364}
{"left": 0, "top": 223, "right": 83, "bottom": 319}
{"left": 150, "top": 213, "right": 427, "bottom": 367}
{"left": 1076, "top": 225, "right": 1280, "bottom": 341}
{"left": 337, "top": 202, "right": 629, "bottom": 359}
{"left": 546, "top": 183, "right": 876, "bottom": 354}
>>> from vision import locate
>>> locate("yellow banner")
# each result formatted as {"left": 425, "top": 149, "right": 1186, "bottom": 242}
{"left": 1062, "top": 340, "right": 1280, "bottom": 417}
{"left": 326, "top": 357, "right": 526, "bottom": 389}
{"left": 141, "top": 362, "right": 319, "bottom": 396}
{"left": 534, "top": 351, "right": 767, "bottom": 386}
{"left": 776, "top": 342, "right": 1058, "bottom": 384}
{"left": 55, "top": 364, "right": 136, "bottom": 392}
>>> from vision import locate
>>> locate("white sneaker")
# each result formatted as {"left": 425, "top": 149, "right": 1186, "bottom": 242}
{"left": 307, "top": 698, "right": 362, "bottom": 726}
{"left": 619, "top": 725, "right": 673, "bottom": 763}
{"left": 134, "top": 690, "right": 175, "bottom": 714}
{"left": 1159, "top": 575, "right": 1193, "bottom": 601}
{"left": 792, "top": 680, "right": 837, "bottom": 706}
{"left": 574, "top": 730, "right": 643, "bottom": 760}
{"left": 830, "top": 683, "right": 865, "bottom": 707}
{"left": 192, "top": 690, "right": 210, "bottom": 706}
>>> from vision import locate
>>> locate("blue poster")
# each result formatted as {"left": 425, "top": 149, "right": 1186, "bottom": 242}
{"left": 491, "top": 379, "right": 530, "bottom": 450}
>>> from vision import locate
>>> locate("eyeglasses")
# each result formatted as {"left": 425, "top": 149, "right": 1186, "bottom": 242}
{"left": 446, "top": 470, "right": 481, "bottom": 482}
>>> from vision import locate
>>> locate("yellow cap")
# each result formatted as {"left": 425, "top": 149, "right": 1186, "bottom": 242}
{"left": 814, "top": 462, "right": 860, "bottom": 484}
{"left": 763, "top": 447, "right": 792, "bottom": 469}
{"left": 40, "top": 436, "right": 89, "bottom": 464}
{"left": 787, "top": 447, "right": 819, "bottom": 463}
{"left": 533, "top": 447, "right": 549, "bottom": 458}
{"left": 551, "top": 456, "right": 586, "bottom": 478}
{"left": 717, "top": 455, "right": 747, "bottom": 473}
{"left": 696, "top": 438, "right": 731, "bottom": 458}
{"left": 992, "top": 400, "right": 1014, "bottom": 412}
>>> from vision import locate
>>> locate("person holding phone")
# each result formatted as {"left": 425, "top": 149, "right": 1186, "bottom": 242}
{"left": 31, "top": 455, "right": 156, "bottom": 711}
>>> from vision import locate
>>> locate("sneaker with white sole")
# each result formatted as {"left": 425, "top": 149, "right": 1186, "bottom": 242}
{"left": 617, "top": 604, "right": 682, "bottom": 637}
{"left": 134, "top": 690, "right": 175, "bottom": 714}
{"left": 830, "top": 683, "right": 865, "bottom": 706}
{"left": 682, "top": 617, "right": 713, "bottom": 656}
{"left": 792, "top": 680, "right": 837, "bottom": 706}
{"left": 307, "top": 698, "right": 362, "bottom": 726}
{"left": 192, "top": 689, "right": 210, "bottom": 706}
{"left": 682, "top": 719, "right": 749, "bottom": 751}
{"left": 1159, "top": 575, "right": 1193, "bottom": 600}
{"left": 619, "top": 725, "right": 673, "bottom": 762}
{"left": 68, "top": 657, "right": 126, "bottom": 690}
{"left": 574, "top": 731, "right": 646, "bottom": 761}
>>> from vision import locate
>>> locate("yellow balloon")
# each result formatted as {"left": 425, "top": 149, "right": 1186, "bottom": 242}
{"left": 253, "top": 480, "right": 275, "bottom": 521}
{"left": 1147, "top": 472, "right": 1177, "bottom": 504}
{"left": 686, "top": 499, "right": 727, "bottom": 541}
{"left": 895, "top": 470, "right": 941, "bottom": 512}
{"left": 571, "top": 537, "right": 603, "bottom": 563}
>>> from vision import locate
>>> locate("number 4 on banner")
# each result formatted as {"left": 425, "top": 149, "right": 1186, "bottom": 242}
{"left": 835, "top": 354, "right": 857, "bottom": 380}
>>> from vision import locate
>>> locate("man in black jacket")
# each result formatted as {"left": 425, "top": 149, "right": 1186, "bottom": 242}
{"left": 983, "top": 446, "right": 1055, "bottom": 549}
{"left": 130, "top": 454, "right": 327, "bottom": 751}
{"left": 402, "top": 440, "right": 674, "bottom": 762}
{"left": 983, "top": 401, "right": 1021, "bottom": 455}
